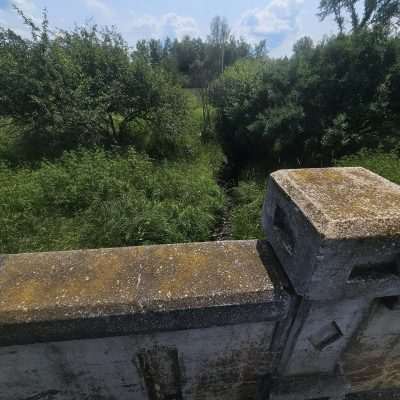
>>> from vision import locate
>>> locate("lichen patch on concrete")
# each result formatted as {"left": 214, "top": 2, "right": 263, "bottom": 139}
{"left": 0, "top": 240, "right": 285, "bottom": 327}
{"left": 271, "top": 167, "right": 400, "bottom": 239}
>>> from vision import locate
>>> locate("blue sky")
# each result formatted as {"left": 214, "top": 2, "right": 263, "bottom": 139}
{"left": 0, "top": 0, "right": 338, "bottom": 57}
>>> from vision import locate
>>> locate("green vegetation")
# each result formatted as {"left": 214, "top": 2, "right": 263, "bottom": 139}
{"left": 212, "top": 31, "right": 400, "bottom": 177}
{"left": 0, "top": 18, "right": 197, "bottom": 162}
{"left": 1, "top": 2, "right": 400, "bottom": 253}
{"left": 0, "top": 10, "right": 230, "bottom": 253}
{"left": 230, "top": 181, "right": 265, "bottom": 240}
{"left": 0, "top": 149, "right": 224, "bottom": 253}
{"left": 337, "top": 150, "right": 400, "bottom": 185}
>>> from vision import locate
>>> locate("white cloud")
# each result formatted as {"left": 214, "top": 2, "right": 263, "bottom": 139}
{"left": 0, "top": 0, "right": 35, "bottom": 12}
{"left": 129, "top": 12, "right": 200, "bottom": 40}
{"left": 236, "top": 0, "right": 304, "bottom": 44}
{"left": 162, "top": 13, "right": 200, "bottom": 39}
{"left": 85, "top": 0, "right": 112, "bottom": 17}
{"left": 235, "top": 0, "right": 338, "bottom": 57}
{"left": 12, "top": 0, "right": 35, "bottom": 13}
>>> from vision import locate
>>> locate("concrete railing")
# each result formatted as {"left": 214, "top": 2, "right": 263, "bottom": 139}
{"left": 0, "top": 167, "right": 399, "bottom": 400}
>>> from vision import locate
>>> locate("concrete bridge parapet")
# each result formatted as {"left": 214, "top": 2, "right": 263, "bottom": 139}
{"left": 0, "top": 167, "right": 399, "bottom": 400}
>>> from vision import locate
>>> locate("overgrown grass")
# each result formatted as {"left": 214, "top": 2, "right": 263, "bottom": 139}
{"left": 337, "top": 150, "right": 400, "bottom": 184}
{"left": 0, "top": 148, "right": 225, "bottom": 254}
{"left": 230, "top": 180, "right": 265, "bottom": 240}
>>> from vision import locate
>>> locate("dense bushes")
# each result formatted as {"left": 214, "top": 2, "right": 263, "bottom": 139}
{"left": 212, "top": 31, "right": 400, "bottom": 178}
{"left": 0, "top": 149, "right": 225, "bottom": 253}
{"left": 0, "top": 19, "right": 197, "bottom": 162}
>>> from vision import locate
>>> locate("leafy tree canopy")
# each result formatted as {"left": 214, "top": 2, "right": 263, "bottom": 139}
{"left": 0, "top": 8, "right": 196, "bottom": 161}
{"left": 319, "top": 0, "right": 400, "bottom": 33}
{"left": 212, "top": 30, "right": 400, "bottom": 178}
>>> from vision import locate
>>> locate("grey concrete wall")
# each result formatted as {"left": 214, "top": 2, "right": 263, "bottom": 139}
{"left": 1, "top": 167, "right": 400, "bottom": 400}
{"left": 0, "top": 240, "right": 290, "bottom": 400}
{"left": 263, "top": 167, "right": 400, "bottom": 400}
{"left": 0, "top": 322, "right": 276, "bottom": 400}
{"left": 343, "top": 298, "right": 400, "bottom": 394}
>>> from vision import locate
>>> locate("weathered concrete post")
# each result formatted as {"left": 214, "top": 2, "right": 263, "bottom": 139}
{"left": 262, "top": 167, "right": 400, "bottom": 400}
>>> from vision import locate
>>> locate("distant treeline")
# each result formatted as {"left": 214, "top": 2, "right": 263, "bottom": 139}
{"left": 133, "top": 18, "right": 267, "bottom": 88}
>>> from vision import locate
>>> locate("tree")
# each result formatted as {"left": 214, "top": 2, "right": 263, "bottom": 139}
{"left": 209, "top": 16, "right": 231, "bottom": 73}
{"left": 148, "top": 39, "right": 163, "bottom": 65}
{"left": 254, "top": 39, "right": 268, "bottom": 59}
{"left": 211, "top": 59, "right": 268, "bottom": 179}
{"left": 0, "top": 9, "right": 195, "bottom": 161}
{"left": 212, "top": 31, "right": 400, "bottom": 177}
{"left": 319, "top": 0, "right": 400, "bottom": 33}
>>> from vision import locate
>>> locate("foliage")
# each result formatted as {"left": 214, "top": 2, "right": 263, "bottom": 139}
{"left": 230, "top": 181, "right": 265, "bottom": 240}
{"left": 2, "top": 5, "right": 400, "bottom": 251}
{"left": 212, "top": 31, "right": 400, "bottom": 178}
{"left": 211, "top": 58, "right": 267, "bottom": 178}
{"left": 209, "top": 16, "right": 231, "bottom": 74}
{"left": 0, "top": 119, "right": 20, "bottom": 163}
{"left": 337, "top": 150, "right": 400, "bottom": 184}
{"left": 0, "top": 13, "right": 196, "bottom": 162}
{"left": 319, "top": 0, "right": 400, "bottom": 33}
{"left": 132, "top": 22, "right": 263, "bottom": 88}
{"left": 0, "top": 149, "right": 225, "bottom": 254}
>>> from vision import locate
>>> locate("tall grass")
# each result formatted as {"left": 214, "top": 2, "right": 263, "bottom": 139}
{"left": 0, "top": 148, "right": 225, "bottom": 254}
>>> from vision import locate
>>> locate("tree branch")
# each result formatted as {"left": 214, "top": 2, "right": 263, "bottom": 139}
{"left": 346, "top": 0, "right": 360, "bottom": 29}
{"left": 108, "top": 113, "right": 117, "bottom": 142}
